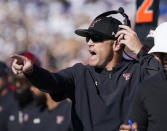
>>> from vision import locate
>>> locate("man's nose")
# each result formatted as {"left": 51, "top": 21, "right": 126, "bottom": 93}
{"left": 87, "top": 39, "right": 94, "bottom": 46}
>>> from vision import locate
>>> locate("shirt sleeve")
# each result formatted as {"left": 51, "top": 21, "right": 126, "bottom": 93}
{"left": 127, "top": 84, "right": 148, "bottom": 131}
{"left": 137, "top": 46, "right": 149, "bottom": 59}
{"left": 134, "top": 46, "right": 161, "bottom": 79}
{"left": 25, "top": 64, "right": 76, "bottom": 101}
{"left": 138, "top": 53, "right": 162, "bottom": 80}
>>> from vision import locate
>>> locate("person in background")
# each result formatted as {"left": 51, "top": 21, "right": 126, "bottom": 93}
{"left": 7, "top": 51, "right": 40, "bottom": 131}
{"left": 9, "top": 51, "right": 72, "bottom": 131}
{"left": 0, "top": 61, "right": 14, "bottom": 131}
{"left": 119, "top": 22, "right": 167, "bottom": 131}
{"left": 30, "top": 86, "right": 72, "bottom": 131}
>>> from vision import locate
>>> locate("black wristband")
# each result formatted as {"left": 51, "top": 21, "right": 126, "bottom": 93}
{"left": 137, "top": 46, "right": 150, "bottom": 59}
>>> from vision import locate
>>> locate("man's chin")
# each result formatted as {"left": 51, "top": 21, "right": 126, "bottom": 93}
{"left": 88, "top": 59, "right": 98, "bottom": 66}
{"left": 89, "top": 63, "right": 104, "bottom": 69}
{"left": 89, "top": 62, "right": 97, "bottom": 67}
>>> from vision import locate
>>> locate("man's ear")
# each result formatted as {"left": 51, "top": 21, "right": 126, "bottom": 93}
{"left": 113, "top": 41, "right": 121, "bottom": 51}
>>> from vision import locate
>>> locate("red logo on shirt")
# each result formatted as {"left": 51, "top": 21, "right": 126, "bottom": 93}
{"left": 89, "top": 19, "right": 101, "bottom": 27}
{"left": 24, "top": 113, "right": 29, "bottom": 122}
{"left": 123, "top": 73, "right": 131, "bottom": 80}
{"left": 56, "top": 116, "right": 64, "bottom": 124}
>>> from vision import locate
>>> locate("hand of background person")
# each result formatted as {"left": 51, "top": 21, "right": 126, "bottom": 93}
{"left": 115, "top": 25, "right": 143, "bottom": 55}
{"left": 119, "top": 122, "right": 138, "bottom": 131}
{"left": 11, "top": 54, "right": 33, "bottom": 75}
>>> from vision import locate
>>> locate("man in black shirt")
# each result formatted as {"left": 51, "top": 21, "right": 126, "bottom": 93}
{"left": 119, "top": 22, "right": 167, "bottom": 131}
{"left": 11, "top": 9, "right": 161, "bottom": 131}
{"left": 7, "top": 52, "right": 40, "bottom": 131}
{"left": 26, "top": 86, "right": 71, "bottom": 131}
{"left": 0, "top": 61, "right": 14, "bottom": 131}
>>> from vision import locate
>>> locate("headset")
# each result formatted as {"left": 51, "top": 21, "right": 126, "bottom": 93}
{"left": 95, "top": 7, "right": 131, "bottom": 27}
{"left": 95, "top": 7, "right": 135, "bottom": 60}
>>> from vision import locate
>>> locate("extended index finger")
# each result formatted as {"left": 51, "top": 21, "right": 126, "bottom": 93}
{"left": 10, "top": 54, "right": 25, "bottom": 60}
{"left": 10, "top": 54, "right": 26, "bottom": 65}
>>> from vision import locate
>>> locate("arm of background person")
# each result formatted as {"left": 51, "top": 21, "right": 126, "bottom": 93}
{"left": 124, "top": 84, "right": 148, "bottom": 131}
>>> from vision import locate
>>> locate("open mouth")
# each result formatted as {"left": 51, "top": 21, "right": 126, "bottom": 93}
{"left": 89, "top": 50, "right": 96, "bottom": 56}
{"left": 89, "top": 50, "right": 97, "bottom": 61}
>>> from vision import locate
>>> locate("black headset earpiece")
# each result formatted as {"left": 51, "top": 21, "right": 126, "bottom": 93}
{"left": 94, "top": 7, "right": 134, "bottom": 59}
{"left": 118, "top": 7, "right": 131, "bottom": 27}
{"left": 95, "top": 7, "right": 131, "bottom": 27}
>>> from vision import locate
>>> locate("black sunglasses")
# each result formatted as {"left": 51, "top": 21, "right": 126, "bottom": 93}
{"left": 86, "top": 36, "right": 105, "bottom": 43}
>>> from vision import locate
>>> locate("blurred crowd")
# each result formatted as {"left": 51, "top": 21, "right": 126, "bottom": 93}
{"left": 0, "top": 0, "right": 166, "bottom": 70}
{"left": 0, "top": 0, "right": 146, "bottom": 69}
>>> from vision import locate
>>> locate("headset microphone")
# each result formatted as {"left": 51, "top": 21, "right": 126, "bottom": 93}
{"left": 118, "top": 7, "right": 131, "bottom": 27}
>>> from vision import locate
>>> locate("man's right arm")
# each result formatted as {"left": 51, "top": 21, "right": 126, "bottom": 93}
{"left": 11, "top": 54, "right": 75, "bottom": 101}
{"left": 25, "top": 64, "right": 75, "bottom": 99}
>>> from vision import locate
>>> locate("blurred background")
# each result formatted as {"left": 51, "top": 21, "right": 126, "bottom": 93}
{"left": 0, "top": 0, "right": 166, "bottom": 70}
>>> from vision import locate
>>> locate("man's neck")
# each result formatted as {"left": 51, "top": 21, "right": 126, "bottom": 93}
{"left": 105, "top": 54, "right": 122, "bottom": 71}
{"left": 46, "top": 94, "right": 60, "bottom": 110}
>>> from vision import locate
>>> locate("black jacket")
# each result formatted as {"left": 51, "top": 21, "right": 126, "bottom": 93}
{"left": 23, "top": 100, "right": 72, "bottom": 131}
{"left": 26, "top": 54, "right": 160, "bottom": 131}
{"left": 0, "top": 90, "right": 14, "bottom": 131}
{"left": 127, "top": 70, "right": 167, "bottom": 131}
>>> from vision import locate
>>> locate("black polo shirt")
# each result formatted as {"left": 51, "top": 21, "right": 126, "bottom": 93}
{"left": 7, "top": 100, "right": 37, "bottom": 131}
{"left": 42, "top": 100, "right": 71, "bottom": 131}
{"left": 127, "top": 70, "right": 167, "bottom": 131}
{"left": 23, "top": 100, "right": 71, "bottom": 131}
{"left": 26, "top": 54, "right": 161, "bottom": 131}
{"left": 0, "top": 90, "right": 14, "bottom": 131}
